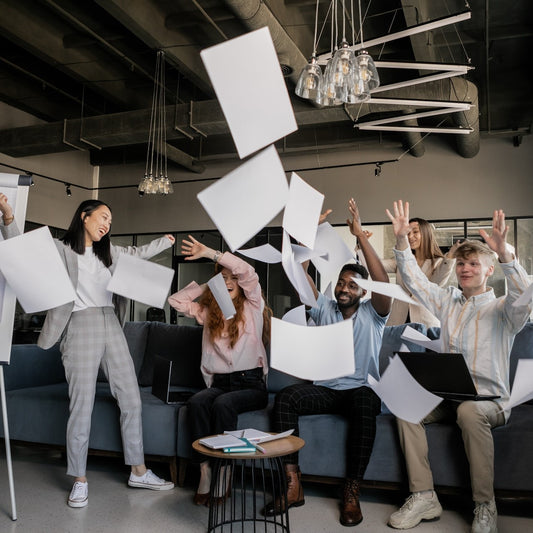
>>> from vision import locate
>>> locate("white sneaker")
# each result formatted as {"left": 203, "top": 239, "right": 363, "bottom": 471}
{"left": 68, "top": 481, "right": 88, "bottom": 508}
{"left": 472, "top": 499, "right": 498, "bottom": 533}
{"left": 389, "top": 491, "right": 442, "bottom": 529}
{"left": 128, "top": 469, "right": 174, "bottom": 491}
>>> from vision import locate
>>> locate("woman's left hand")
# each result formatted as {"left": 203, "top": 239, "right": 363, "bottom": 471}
{"left": 165, "top": 234, "right": 175, "bottom": 244}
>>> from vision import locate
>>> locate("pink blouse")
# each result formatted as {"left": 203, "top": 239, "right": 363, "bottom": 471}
{"left": 168, "top": 252, "right": 268, "bottom": 387}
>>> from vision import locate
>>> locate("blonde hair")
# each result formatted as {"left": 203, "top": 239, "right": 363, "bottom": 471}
{"left": 453, "top": 240, "right": 497, "bottom": 264}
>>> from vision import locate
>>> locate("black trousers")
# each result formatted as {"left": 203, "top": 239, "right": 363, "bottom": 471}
{"left": 273, "top": 383, "right": 381, "bottom": 480}
{"left": 188, "top": 367, "right": 268, "bottom": 462}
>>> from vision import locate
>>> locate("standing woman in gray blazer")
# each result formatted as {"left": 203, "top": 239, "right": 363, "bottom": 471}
{"left": 0, "top": 195, "right": 175, "bottom": 508}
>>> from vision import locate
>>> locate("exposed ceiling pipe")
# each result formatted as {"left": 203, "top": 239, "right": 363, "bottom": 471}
{"left": 223, "top": 0, "right": 427, "bottom": 156}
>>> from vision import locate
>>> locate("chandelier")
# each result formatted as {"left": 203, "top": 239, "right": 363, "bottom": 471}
{"left": 295, "top": 0, "right": 379, "bottom": 106}
{"left": 138, "top": 50, "right": 173, "bottom": 195}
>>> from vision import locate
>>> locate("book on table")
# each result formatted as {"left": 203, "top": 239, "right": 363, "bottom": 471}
{"left": 199, "top": 429, "right": 295, "bottom": 451}
{"left": 223, "top": 428, "right": 294, "bottom": 443}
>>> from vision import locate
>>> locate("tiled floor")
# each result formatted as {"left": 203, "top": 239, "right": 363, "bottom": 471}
{"left": 0, "top": 443, "right": 532, "bottom": 532}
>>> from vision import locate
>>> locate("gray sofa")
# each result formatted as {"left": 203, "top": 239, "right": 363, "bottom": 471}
{"left": 1, "top": 320, "right": 533, "bottom": 497}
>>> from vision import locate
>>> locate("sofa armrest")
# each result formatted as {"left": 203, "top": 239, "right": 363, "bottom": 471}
{"left": 3, "top": 344, "right": 65, "bottom": 391}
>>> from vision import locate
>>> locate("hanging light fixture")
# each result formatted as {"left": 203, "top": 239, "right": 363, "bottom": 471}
{"left": 295, "top": 0, "right": 323, "bottom": 104}
{"left": 294, "top": 0, "right": 380, "bottom": 106}
{"left": 138, "top": 50, "right": 173, "bottom": 196}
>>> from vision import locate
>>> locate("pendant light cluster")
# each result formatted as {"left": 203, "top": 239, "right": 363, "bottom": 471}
{"left": 295, "top": 0, "right": 379, "bottom": 106}
{"left": 138, "top": 50, "right": 173, "bottom": 196}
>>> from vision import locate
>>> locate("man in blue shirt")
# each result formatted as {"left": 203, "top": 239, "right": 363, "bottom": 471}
{"left": 264, "top": 198, "right": 391, "bottom": 527}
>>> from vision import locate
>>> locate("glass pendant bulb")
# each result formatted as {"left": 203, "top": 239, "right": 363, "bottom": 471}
{"left": 295, "top": 56, "right": 323, "bottom": 103}
{"left": 356, "top": 50, "right": 380, "bottom": 91}
{"left": 320, "top": 53, "right": 346, "bottom": 106}
{"left": 327, "top": 41, "right": 356, "bottom": 88}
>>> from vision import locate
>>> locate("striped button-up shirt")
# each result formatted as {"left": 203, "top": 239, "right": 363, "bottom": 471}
{"left": 394, "top": 246, "right": 532, "bottom": 419}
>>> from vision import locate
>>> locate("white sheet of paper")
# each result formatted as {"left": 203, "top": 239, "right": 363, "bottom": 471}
{"left": 237, "top": 244, "right": 281, "bottom": 264}
{"left": 324, "top": 281, "right": 334, "bottom": 300}
{"left": 107, "top": 253, "right": 174, "bottom": 309}
{"left": 502, "top": 359, "right": 533, "bottom": 410}
{"left": 282, "top": 304, "right": 307, "bottom": 326}
{"left": 197, "top": 145, "right": 289, "bottom": 252}
{"left": 399, "top": 343, "right": 411, "bottom": 352}
{"left": 0, "top": 226, "right": 76, "bottom": 313}
{"left": 291, "top": 243, "right": 328, "bottom": 264}
{"left": 270, "top": 317, "right": 355, "bottom": 381}
{"left": 368, "top": 355, "right": 443, "bottom": 424}
{"left": 281, "top": 230, "right": 317, "bottom": 308}
{"left": 206, "top": 272, "right": 236, "bottom": 320}
{"left": 200, "top": 26, "right": 297, "bottom": 159}
{"left": 401, "top": 325, "right": 444, "bottom": 353}
{"left": 512, "top": 282, "right": 533, "bottom": 308}
{"left": 0, "top": 173, "right": 20, "bottom": 322}
{"left": 311, "top": 222, "right": 354, "bottom": 278}
{"left": 282, "top": 173, "right": 324, "bottom": 249}
{"left": 352, "top": 278, "right": 420, "bottom": 305}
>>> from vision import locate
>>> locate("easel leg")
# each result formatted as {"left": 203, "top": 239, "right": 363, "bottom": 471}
{"left": 0, "top": 366, "right": 17, "bottom": 520}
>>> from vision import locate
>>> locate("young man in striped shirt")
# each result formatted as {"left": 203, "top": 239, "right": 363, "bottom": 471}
{"left": 386, "top": 201, "right": 532, "bottom": 533}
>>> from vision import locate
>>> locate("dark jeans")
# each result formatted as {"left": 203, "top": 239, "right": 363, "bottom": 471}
{"left": 273, "top": 383, "right": 381, "bottom": 480}
{"left": 188, "top": 367, "right": 268, "bottom": 462}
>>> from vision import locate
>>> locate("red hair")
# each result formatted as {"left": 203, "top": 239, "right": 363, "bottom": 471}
{"left": 198, "top": 264, "right": 272, "bottom": 349}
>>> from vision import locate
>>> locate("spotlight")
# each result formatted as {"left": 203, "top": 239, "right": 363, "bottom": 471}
{"left": 65, "top": 183, "right": 72, "bottom": 197}
{"left": 374, "top": 163, "right": 382, "bottom": 177}
{"left": 138, "top": 190, "right": 145, "bottom": 197}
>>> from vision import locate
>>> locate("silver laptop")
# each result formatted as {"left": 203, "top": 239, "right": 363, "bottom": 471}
{"left": 151, "top": 354, "right": 194, "bottom": 404}
{"left": 396, "top": 352, "right": 500, "bottom": 401}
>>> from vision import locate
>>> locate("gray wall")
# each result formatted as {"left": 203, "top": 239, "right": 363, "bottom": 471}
{"left": 99, "top": 134, "right": 533, "bottom": 235}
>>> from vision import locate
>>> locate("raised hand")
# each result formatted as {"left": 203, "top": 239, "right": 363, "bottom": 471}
{"left": 386, "top": 200, "right": 411, "bottom": 240}
{"left": 347, "top": 197, "right": 364, "bottom": 238}
{"left": 479, "top": 210, "right": 510, "bottom": 259}
{"left": 181, "top": 235, "right": 210, "bottom": 261}
{"left": 0, "top": 193, "right": 13, "bottom": 220}
{"left": 165, "top": 234, "right": 175, "bottom": 245}
{"left": 319, "top": 209, "right": 332, "bottom": 225}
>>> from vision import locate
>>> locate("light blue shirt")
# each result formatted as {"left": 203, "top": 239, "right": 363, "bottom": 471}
{"left": 308, "top": 293, "right": 388, "bottom": 390}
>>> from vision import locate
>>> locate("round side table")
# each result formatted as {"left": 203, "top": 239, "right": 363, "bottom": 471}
{"left": 193, "top": 435, "right": 305, "bottom": 533}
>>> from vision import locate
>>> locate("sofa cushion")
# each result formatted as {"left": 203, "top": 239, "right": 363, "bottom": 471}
{"left": 138, "top": 322, "right": 204, "bottom": 388}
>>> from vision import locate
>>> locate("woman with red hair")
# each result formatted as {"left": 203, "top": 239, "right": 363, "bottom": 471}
{"left": 168, "top": 235, "right": 271, "bottom": 505}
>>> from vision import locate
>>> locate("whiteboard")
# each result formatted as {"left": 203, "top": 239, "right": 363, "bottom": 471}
{"left": 0, "top": 173, "right": 30, "bottom": 364}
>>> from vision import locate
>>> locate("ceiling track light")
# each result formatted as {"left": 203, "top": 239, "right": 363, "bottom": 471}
{"left": 65, "top": 183, "right": 72, "bottom": 197}
{"left": 374, "top": 162, "right": 382, "bottom": 177}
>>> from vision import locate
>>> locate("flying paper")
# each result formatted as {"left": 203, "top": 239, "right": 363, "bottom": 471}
{"left": 281, "top": 304, "right": 307, "bottom": 326}
{"left": 107, "top": 253, "right": 174, "bottom": 309}
{"left": 368, "top": 354, "right": 442, "bottom": 424}
{"left": 282, "top": 173, "right": 324, "bottom": 249}
{"left": 351, "top": 277, "right": 420, "bottom": 305}
{"left": 401, "top": 325, "right": 444, "bottom": 353}
{"left": 0, "top": 226, "right": 76, "bottom": 313}
{"left": 311, "top": 222, "right": 354, "bottom": 278}
{"left": 501, "top": 359, "right": 533, "bottom": 410}
{"left": 270, "top": 317, "right": 355, "bottom": 381}
{"left": 200, "top": 26, "right": 297, "bottom": 159}
{"left": 206, "top": 272, "right": 236, "bottom": 320}
{"left": 281, "top": 230, "right": 317, "bottom": 308}
{"left": 197, "top": 145, "right": 289, "bottom": 252}
{"left": 237, "top": 244, "right": 282, "bottom": 264}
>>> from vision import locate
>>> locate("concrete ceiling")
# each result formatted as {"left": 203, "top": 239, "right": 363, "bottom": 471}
{"left": 0, "top": 0, "right": 531, "bottom": 173}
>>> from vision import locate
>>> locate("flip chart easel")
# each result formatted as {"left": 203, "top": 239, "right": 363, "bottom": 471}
{"left": 0, "top": 173, "right": 32, "bottom": 521}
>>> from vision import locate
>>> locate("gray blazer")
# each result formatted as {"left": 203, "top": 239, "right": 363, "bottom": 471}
{"left": 1, "top": 221, "right": 172, "bottom": 349}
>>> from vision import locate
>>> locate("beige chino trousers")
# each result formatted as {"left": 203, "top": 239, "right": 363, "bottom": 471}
{"left": 397, "top": 400, "right": 505, "bottom": 503}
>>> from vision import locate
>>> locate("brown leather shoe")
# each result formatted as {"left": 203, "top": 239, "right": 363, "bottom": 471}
{"left": 340, "top": 478, "right": 363, "bottom": 527}
{"left": 263, "top": 464, "right": 305, "bottom": 516}
{"left": 193, "top": 491, "right": 209, "bottom": 506}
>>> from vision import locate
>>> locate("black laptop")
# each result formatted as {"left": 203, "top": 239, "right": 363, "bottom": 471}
{"left": 396, "top": 352, "right": 500, "bottom": 401}
{"left": 151, "top": 354, "right": 194, "bottom": 404}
